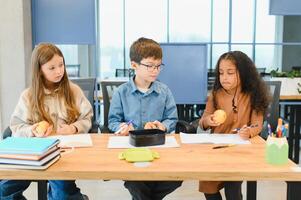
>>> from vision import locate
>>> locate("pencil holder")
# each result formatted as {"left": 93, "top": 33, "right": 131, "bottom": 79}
{"left": 265, "top": 136, "right": 288, "bottom": 165}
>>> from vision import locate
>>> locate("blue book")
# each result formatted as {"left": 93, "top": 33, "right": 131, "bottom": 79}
{"left": 0, "top": 137, "right": 59, "bottom": 155}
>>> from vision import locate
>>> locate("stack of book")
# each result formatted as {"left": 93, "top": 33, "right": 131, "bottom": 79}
{"left": 0, "top": 137, "right": 60, "bottom": 170}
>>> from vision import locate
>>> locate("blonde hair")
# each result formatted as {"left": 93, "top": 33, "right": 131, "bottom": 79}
{"left": 29, "top": 43, "right": 79, "bottom": 125}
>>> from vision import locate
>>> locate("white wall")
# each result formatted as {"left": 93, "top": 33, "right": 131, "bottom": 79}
{"left": 0, "top": 0, "right": 32, "bottom": 136}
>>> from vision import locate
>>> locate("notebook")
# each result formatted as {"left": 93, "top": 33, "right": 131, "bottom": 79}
{"left": 0, "top": 155, "right": 60, "bottom": 170}
{"left": 0, "top": 149, "right": 60, "bottom": 166}
{"left": 0, "top": 146, "right": 59, "bottom": 161}
{"left": 0, "top": 137, "right": 59, "bottom": 155}
{"left": 49, "top": 134, "right": 92, "bottom": 148}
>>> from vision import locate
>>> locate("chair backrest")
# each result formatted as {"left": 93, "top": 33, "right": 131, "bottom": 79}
{"left": 207, "top": 68, "right": 216, "bottom": 91}
{"left": 70, "top": 77, "right": 97, "bottom": 121}
{"left": 2, "top": 126, "right": 12, "bottom": 139}
{"left": 66, "top": 64, "right": 80, "bottom": 77}
{"left": 115, "top": 68, "right": 133, "bottom": 77}
{"left": 100, "top": 80, "right": 126, "bottom": 129}
{"left": 292, "top": 66, "right": 301, "bottom": 71}
{"left": 264, "top": 80, "right": 281, "bottom": 133}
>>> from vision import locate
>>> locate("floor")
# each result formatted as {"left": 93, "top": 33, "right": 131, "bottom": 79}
{"left": 24, "top": 180, "right": 287, "bottom": 200}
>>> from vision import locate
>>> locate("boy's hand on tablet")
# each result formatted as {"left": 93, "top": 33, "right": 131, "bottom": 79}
{"left": 153, "top": 121, "right": 166, "bottom": 131}
{"left": 144, "top": 121, "right": 166, "bottom": 131}
{"left": 144, "top": 122, "right": 157, "bottom": 129}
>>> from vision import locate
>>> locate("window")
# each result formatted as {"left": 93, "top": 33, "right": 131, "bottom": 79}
{"left": 231, "top": 45, "right": 253, "bottom": 59}
{"left": 255, "top": 0, "right": 281, "bottom": 72}
{"left": 57, "top": 45, "right": 91, "bottom": 77}
{"left": 169, "top": 0, "right": 211, "bottom": 42}
{"left": 232, "top": 0, "right": 254, "bottom": 43}
{"left": 97, "top": 0, "right": 291, "bottom": 77}
{"left": 212, "top": 44, "right": 228, "bottom": 67}
{"left": 57, "top": 45, "right": 80, "bottom": 77}
{"left": 212, "top": 0, "right": 229, "bottom": 42}
{"left": 99, "top": 0, "right": 123, "bottom": 79}
{"left": 124, "top": 0, "right": 167, "bottom": 68}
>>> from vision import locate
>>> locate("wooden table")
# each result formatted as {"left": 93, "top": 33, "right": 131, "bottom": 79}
{"left": 280, "top": 95, "right": 301, "bottom": 100}
{"left": 0, "top": 134, "right": 300, "bottom": 200}
{"left": 0, "top": 134, "right": 298, "bottom": 180}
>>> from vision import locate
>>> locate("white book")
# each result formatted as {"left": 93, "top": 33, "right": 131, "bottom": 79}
{"left": 48, "top": 134, "right": 93, "bottom": 148}
{"left": 0, "top": 149, "right": 60, "bottom": 166}
{"left": 0, "top": 155, "right": 60, "bottom": 170}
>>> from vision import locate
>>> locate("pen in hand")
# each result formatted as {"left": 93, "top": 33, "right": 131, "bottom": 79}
{"left": 115, "top": 120, "right": 133, "bottom": 135}
{"left": 232, "top": 124, "right": 258, "bottom": 132}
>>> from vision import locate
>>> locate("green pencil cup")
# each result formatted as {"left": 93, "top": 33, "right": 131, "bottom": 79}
{"left": 265, "top": 136, "right": 288, "bottom": 165}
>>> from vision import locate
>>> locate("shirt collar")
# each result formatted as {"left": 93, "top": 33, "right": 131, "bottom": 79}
{"left": 129, "top": 76, "right": 160, "bottom": 94}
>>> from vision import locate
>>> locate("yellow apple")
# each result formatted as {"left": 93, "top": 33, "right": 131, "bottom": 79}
{"left": 213, "top": 109, "right": 227, "bottom": 124}
{"left": 36, "top": 121, "right": 49, "bottom": 136}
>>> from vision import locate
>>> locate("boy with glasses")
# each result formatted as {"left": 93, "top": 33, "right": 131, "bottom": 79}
{"left": 108, "top": 37, "right": 182, "bottom": 200}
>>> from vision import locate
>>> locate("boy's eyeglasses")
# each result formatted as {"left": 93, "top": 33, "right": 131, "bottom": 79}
{"left": 139, "top": 62, "right": 165, "bottom": 72}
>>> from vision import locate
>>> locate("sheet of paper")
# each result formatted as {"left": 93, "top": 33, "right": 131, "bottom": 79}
{"left": 107, "top": 136, "right": 179, "bottom": 148}
{"left": 49, "top": 134, "right": 93, "bottom": 148}
{"left": 180, "top": 133, "right": 250, "bottom": 145}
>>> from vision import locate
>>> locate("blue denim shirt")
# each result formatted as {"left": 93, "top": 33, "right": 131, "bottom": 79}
{"left": 108, "top": 77, "right": 178, "bottom": 133}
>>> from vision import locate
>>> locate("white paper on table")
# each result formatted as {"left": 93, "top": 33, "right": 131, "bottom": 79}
{"left": 179, "top": 132, "right": 250, "bottom": 145}
{"left": 107, "top": 136, "right": 179, "bottom": 148}
{"left": 48, "top": 134, "right": 93, "bottom": 148}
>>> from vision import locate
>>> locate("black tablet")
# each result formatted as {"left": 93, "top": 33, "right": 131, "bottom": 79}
{"left": 129, "top": 129, "right": 166, "bottom": 147}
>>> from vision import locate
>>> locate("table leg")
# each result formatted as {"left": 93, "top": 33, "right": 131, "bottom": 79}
{"left": 293, "top": 106, "right": 301, "bottom": 164}
{"left": 37, "top": 180, "right": 48, "bottom": 200}
{"left": 246, "top": 181, "right": 257, "bottom": 200}
{"left": 287, "top": 182, "right": 301, "bottom": 200}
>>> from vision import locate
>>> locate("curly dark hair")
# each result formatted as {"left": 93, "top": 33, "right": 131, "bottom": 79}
{"left": 212, "top": 51, "right": 270, "bottom": 114}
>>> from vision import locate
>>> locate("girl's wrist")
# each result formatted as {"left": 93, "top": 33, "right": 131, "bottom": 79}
{"left": 201, "top": 120, "right": 209, "bottom": 130}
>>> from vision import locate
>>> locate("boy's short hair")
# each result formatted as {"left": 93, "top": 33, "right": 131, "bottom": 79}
{"left": 130, "top": 37, "right": 162, "bottom": 63}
